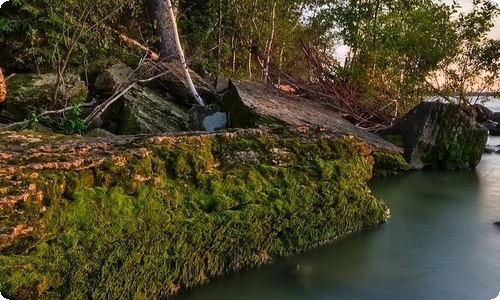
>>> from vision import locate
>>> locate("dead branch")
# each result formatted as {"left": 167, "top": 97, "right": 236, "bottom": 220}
{"left": 110, "top": 27, "right": 160, "bottom": 62}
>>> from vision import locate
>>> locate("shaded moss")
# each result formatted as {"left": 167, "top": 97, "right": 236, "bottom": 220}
{"left": 380, "top": 134, "right": 404, "bottom": 148}
{"left": 372, "top": 151, "right": 410, "bottom": 177}
{"left": 0, "top": 134, "right": 388, "bottom": 299}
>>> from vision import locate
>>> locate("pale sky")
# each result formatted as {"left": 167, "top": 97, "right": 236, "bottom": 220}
{"left": 443, "top": 0, "right": 500, "bottom": 38}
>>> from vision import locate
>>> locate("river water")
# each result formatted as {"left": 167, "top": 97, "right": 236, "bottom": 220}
{"left": 175, "top": 100, "right": 500, "bottom": 300}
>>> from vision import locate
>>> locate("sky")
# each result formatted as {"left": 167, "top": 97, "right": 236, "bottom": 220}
{"left": 443, "top": 0, "right": 500, "bottom": 38}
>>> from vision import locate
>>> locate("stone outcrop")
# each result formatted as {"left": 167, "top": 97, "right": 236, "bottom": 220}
{"left": 378, "top": 101, "right": 488, "bottom": 170}
{"left": 220, "top": 80, "right": 409, "bottom": 175}
{"left": 117, "top": 85, "right": 190, "bottom": 134}
{"left": 0, "top": 73, "right": 87, "bottom": 122}
{"left": 0, "top": 128, "right": 390, "bottom": 299}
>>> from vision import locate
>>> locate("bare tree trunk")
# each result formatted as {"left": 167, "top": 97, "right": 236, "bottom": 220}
{"left": 262, "top": 0, "right": 276, "bottom": 84}
{"left": 146, "top": 0, "right": 178, "bottom": 61}
{"left": 165, "top": 0, "right": 206, "bottom": 107}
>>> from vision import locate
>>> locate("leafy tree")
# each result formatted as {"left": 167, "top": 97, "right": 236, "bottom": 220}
{"left": 308, "top": 0, "right": 458, "bottom": 117}
{"left": 429, "top": 0, "right": 500, "bottom": 106}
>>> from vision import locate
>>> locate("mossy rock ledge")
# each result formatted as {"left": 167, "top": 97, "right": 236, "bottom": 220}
{"left": 0, "top": 125, "right": 404, "bottom": 299}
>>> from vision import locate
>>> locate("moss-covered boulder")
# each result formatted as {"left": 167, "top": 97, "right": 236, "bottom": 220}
{"left": 0, "top": 128, "right": 387, "bottom": 299}
{"left": 378, "top": 101, "right": 488, "bottom": 170}
{"left": 220, "top": 80, "right": 409, "bottom": 175}
{"left": 118, "top": 85, "right": 190, "bottom": 135}
{"left": 0, "top": 73, "right": 87, "bottom": 122}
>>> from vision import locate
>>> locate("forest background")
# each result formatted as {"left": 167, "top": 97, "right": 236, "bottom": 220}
{"left": 1, "top": 0, "right": 500, "bottom": 128}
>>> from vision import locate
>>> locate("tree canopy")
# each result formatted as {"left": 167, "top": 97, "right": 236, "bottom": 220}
{"left": 0, "top": 0, "right": 499, "bottom": 126}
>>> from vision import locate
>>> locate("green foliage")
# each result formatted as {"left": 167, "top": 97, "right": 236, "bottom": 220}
{"left": 0, "top": 134, "right": 392, "bottom": 299}
{"left": 57, "top": 97, "right": 86, "bottom": 135}
{"left": 429, "top": 0, "right": 500, "bottom": 106}
{"left": 309, "top": 0, "right": 458, "bottom": 115}
{"left": 0, "top": 0, "right": 151, "bottom": 73}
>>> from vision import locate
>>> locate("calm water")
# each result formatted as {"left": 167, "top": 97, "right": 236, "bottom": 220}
{"left": 174, "top": 101, "right": 500, "bottom": 300}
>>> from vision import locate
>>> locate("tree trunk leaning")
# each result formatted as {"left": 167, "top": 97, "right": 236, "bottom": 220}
{"left": 165, "top": 0, "right": 206, "bottom": 107}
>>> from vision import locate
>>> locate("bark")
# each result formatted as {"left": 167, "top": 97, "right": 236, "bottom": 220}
{"left": 262, "top": 0, "right": 276, "bottom": 84}
{"left": 165, "top": 0, "right": 206, "bottom": 107}
{"left": 146, "top": 0, "right": 178, "bottom": 61}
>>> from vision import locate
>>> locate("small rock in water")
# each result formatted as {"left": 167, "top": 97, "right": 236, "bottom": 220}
{"left": 290, "top": 263, "right": 314, "bottom": 287}
{"left": 494, "top": 222, "right": 500, "bottom": 227}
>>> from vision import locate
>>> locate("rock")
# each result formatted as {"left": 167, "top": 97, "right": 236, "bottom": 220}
{"left": 494, "top": 222, "right": 500, "bottom": 227}
{"left": 484, "top": 146, "right": 495, "bottom": 154}
{"left": 0, "top": 128, "right": 390, "bottom": 299}
{"left": 203, "top": 112, "right": 227, "bottom": 132}
{"left": 188, "top": 105, "right": 215, "bottom": 131}
{"left": 379, "top": 101, "right": 488, "bottom": 170}
{"left": 481, "top": 120, "right": 500, "bottom": 136}
{"left": 493, "top": 112, "right": 500, "bottom": 123}
{"left": 465, "top": 104, "right": 493, "bottom": 123}
{"left": 138, "top": 60, "right": 216, "bottom": 105}
{"left": 187, "top": 105, "right": 227, "bottom": 132}
{"left": 83, "top": 128, "right": 116, "bottom": 138}
{"left": 0, "top": 68, "right": 6, "bottom": 103}
{"left": 79, "top": 57, "right": 123, "bottom": 89}
{"left": 0, "top": 73, "right": 87, "bottom": 122}
{"left": 94, "top": 63, "right": 134, "bottom": 94}
{"left": 220, "top": 80, "right": 403, "bottom": 151}
{"left": 117, "top": 85, "right": 189, "bottom": 135}
{"left": 291, "top": 263, "right": 314, "bottom": 287}
{"left": 0, "top": 122, "right": 53, "bottom": 133}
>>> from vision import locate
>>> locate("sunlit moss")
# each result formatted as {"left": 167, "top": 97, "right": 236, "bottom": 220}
{"left": 0, "top": 133, "right": 392, "bottom": 299}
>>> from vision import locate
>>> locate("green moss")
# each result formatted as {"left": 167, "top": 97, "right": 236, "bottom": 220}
{"left": 380, "top": 134, "right": 404, "bottom": 148}
{"left": 372, "top": 151, "right": 410, "bottom": 177}
{"left": 0, "top": 134, "right": 388, "bottom": 299}
{"left": 422, "top": 103, "right": 487, "bottom": 170}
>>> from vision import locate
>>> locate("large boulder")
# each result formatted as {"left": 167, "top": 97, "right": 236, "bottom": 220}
{"left": 0, "top": 73, "right": 87, "bottom": 122}
{"left": 93, "top": 62, "right": 134, "bottom": 94}
{"left": 378, "top": 101, "right": 488, "bottom": 170}
{"left": 117, "top": 85, "right": 190, "bottom": 135}
{"left": 220, "top": 80, "right": 409, "bottom": 175}
{"left": 82, "top": 62, "right": 191, "bottom": 135}
{"left": 0, "top": 128, "right": 389, "bottom": 299}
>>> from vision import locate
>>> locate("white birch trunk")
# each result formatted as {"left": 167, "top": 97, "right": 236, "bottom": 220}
{"left": 262, "top": 1, "right": 276, "bottom": 84}
{"left": 165, "top": 0, "right": 206, "bottom": 107}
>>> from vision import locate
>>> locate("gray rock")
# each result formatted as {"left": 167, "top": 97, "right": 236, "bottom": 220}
{"left": 118, "top": 85, "right": 189, "bottom": 135}
{"left": 379, "top": 101, "right": 488, "bottom": 170}
{"left": 0, "top": 73, "right": 87, "bottom": 122}
{"left": 468, "top": 104, "right": 493, "bottom": 123}
{"left": 188, "top": 105, "right": 213, "bottom": 131}
{"left": 84, "top": 128, "right": 116, "bottom": 138}
{"left": 94, "top": 63, "right": 134, "bottom": 94}
{"left": 493, "top": 112, "right": 500, "bottom": 123}
{"left": 203, "top": 112, "right": 227, "bottom": 132}
{"left": 220, "top": 80, "right": 403, "bottom": 153}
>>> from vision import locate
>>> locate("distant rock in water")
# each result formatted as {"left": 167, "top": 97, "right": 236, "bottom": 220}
{"left": 494, "top": 222, "right": 500, "bottom": 228}
{"left": 378, "top": 101, "right": 488, "bottom": 170}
